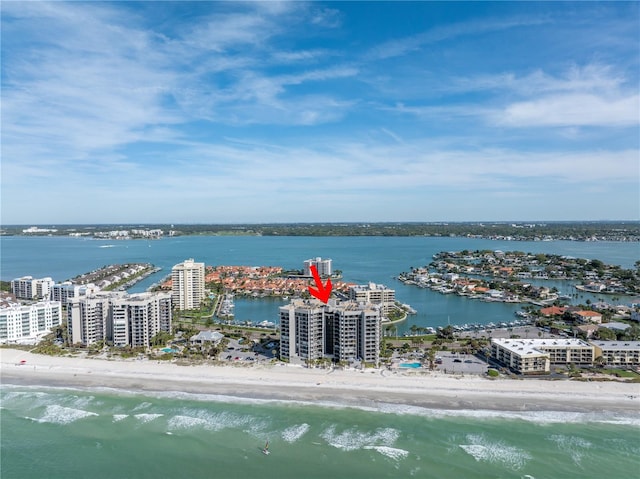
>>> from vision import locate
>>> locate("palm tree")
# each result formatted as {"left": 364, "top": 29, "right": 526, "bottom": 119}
{"left": 426, "top": 348, "right": 437, "bottom": 370}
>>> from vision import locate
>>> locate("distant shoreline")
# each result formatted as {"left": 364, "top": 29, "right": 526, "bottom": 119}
{"left": 1, "top": 221, "right": 639, "bottom": 242}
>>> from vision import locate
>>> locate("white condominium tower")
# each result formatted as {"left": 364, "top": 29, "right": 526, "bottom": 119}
{"left": 279, "top": 299, "right": 381, "bottom": 366}
{"left": 303, "top": 257, "right": 332, "bottom": 277}
{"left": 171, "top": 258, "right": 206, "bottom": 310}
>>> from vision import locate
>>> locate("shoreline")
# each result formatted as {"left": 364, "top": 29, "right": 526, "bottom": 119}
{"left": 2, "top": 349, "right": 639, "bottom": 415}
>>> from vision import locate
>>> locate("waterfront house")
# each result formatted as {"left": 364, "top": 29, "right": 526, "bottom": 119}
{"left": 574, "top": 310, "right": 603, "bottom": 324}
{"left": 540, "top": 306, "right": 567, "bottom": 317}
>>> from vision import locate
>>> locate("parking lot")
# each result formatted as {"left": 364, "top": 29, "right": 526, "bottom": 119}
{"left": 219, "top": 337, "right": 277, "bottom": 364}
{"left": 433, "top": 351, "right": 489, "bottom": 374}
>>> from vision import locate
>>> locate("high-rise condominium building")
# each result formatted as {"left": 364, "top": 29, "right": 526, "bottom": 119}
{"left": 0, "top": 301, "right": 62, "bottom": 344}
{"left": 171, "top": 258, "right": 206, "bottom": 310}
{"left": 280, "top": 300, "right": 326, "bottom": 362}
{"left": 279, "top": 299, "right": 381, "bottom": 365}
{"left": 11, "top": 276, "right": 55, "bottom": 300}
{"left": 67, "top": 292, "right": 115, "bottom": 346}
{"left": 348, "top": 282, "right": 396, "bottom": 314}
{"left": 111, "top": 292, "right": 172, "bottom": 347}
{"left": 50, "top": 282, "right": 100, "bottom": 303}
{"left": 303, "top": 257, "right": 332, "bottom": 277}
{"left": 67, "top": 292, "right": 172, "bottom": 347}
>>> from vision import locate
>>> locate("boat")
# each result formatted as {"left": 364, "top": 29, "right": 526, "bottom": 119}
{"left": 262, "top": 440, "right": 270, "bottom": 455}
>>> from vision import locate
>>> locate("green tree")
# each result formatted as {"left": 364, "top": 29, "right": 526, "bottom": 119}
{"left": 595, "top": 328, "right": 616, "bottom": 340}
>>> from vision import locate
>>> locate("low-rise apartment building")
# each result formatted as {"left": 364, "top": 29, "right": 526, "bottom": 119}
{"left": 491, "top": 339, "right": 551, "bottom": 374}
{"left": 590, "top": 341, "right": 640, "bottom": 366}
{"left": 491, "top": 338, "right": 595, "bottom": 374}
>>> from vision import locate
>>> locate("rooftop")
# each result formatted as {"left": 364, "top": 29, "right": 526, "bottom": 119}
{"left": 590, "top": 340, "right": 640, "bottom": 351}
{"left": 492, "top": 337, "right": 593, "bottom": 356}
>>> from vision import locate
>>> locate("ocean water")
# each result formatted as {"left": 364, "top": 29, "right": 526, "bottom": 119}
{"left": 1, "top": 384, "right": 638, "bottom": 479}
{"left": 1, "top": 235, "right": 638, "bottom": 332}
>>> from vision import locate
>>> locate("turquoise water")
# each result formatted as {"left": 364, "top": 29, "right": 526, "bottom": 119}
{"left": 1, "top": 235, "right": 637, "bottom": 332}
{"left": 161, "top": 348, "right": 178, "bottom": 353}
{"left": 1, "top": 384, "right": 638, "bottom": 479}
{"left": 399, "top": 362, "right": 421, "bottom": 368}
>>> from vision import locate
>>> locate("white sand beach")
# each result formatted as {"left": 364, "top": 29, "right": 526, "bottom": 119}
{"left": 2, "top": 348, "right": 639, "bottom": 414}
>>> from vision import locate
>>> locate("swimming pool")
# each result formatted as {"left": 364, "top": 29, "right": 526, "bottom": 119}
{"left": 399, "top": 362, "right": 421, "bottom": 368}
{"left": 161, "top": 348, "right": 178, "bottom": 353}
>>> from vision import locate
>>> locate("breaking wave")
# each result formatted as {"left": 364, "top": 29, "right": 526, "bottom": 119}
{"left": 459, "top": 433, "right": 531, "bottom": 470}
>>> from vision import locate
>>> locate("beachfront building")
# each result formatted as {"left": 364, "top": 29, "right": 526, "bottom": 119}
{"left": 537, "top": 338, "right": 595, "bottom": 365}
{"left": 0, "top": 301, "right": 62, "bottom": 344}
{"left": 348, "top": 282, "right": 396, "bottom": 314}
{"left": 67, "top": 292, "right": 116, "bottom": 346}
{"left": 67, "top": 292, "right": 171, "bottom": 347}
{"left": 304, "top": 257, "right": 332, "bottom": 277}
{"left": 171, "top": 258, "right": 206, "bottom": 310}
{"left": 491, "top": 338, "right": 595, "bottom": 374}
{"left": 280, "top": 300, "right": 326, "bottom": 362}
{"left": 11, "top": 276, "right": 55, "bottom": 300}
{"left": 331, "top": 301, "right": 381, "bottom": 364}
{"left": 590, "top": 341, "right": 640, "bottom": 367}
{"left": 111, "top": 292, "right": 172, "bottom": 347}
{"left": 279, "top": 299, "right": 381, "bottom": 365}
{"left": 491, "top": 339, "right": 551, "bottom": 375}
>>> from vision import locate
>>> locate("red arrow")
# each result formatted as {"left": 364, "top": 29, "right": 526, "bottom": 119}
{"left": 308, "top": 265, "right": 332, "bottom": 303}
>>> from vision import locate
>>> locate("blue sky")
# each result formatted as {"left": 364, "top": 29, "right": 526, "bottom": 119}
{"left": 1, "top": 1, "right": 638, "bottom": 224}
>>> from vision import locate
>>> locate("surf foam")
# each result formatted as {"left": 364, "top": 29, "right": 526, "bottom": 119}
{"left": 364, "top": 445, "right": 409, "bottom": 460}
{"left": 460, "top": 433, "right": 531, "bottom": 470}
{"left": 321, "top": 426, "right": 399, "bottom": 451}
{"left": 282, "top": 423, "right": 310, "bottom": 443}
{"left": 37, "top": 404, "right": 98, "bottom": 425}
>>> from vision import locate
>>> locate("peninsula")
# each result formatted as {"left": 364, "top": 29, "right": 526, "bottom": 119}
{"left": 399, "top": 250, "right": 640, "bottom": 304}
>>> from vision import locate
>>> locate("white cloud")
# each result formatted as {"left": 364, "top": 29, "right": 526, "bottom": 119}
{"left": 384, "top": 64, "right": 639, "bottom": 129}
{"left": 497, "top": 93, "right": 639, "bottom": 128}
{"left": 367, "top": 16, "right": 550, "bottom": 60}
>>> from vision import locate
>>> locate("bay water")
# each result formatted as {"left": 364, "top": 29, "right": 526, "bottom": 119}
{"left": 1, "top": 235, "right": 638, "bottom": 332}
